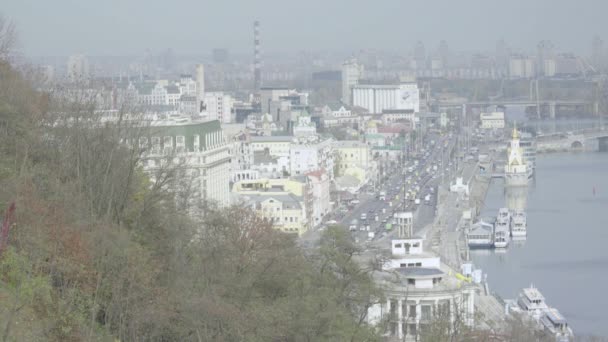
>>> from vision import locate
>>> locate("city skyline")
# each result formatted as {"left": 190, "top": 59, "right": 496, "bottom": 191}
{"left": 4, "top": 0, "right": 608, "bottom": 57}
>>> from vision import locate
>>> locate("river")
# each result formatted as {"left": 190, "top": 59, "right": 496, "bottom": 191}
{"left": 471, "top": 151, "right": 608, "bottom": 337}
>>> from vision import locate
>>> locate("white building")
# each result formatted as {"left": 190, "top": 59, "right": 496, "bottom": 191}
{"left": 509, "top": 56, "right": 536, "bottom": 78}
{"left": 342, "top": 59, "right": 363, "bottom": 106}
{"left": 480, "top": 111, "right": 505, "bottom": 129}
{"left": 306, "top": 169, "right": 331, "bottom": 227}
{"left": 249, "top": 136, "right": 293, "bottom": 178}
{"left": 321, "top": 105, "right": 360, "bottom": 128}
{"left": 352, "top": 83, "right": 420, "bottom": 114}
{"left": 67, "top": 54, "right": 90, "bottom": 82}
{"left": 204, "top": 92, "right": 234, "bottom": 123}
{"left": 289, "top": 139, "right": 334, "bottom": 178}
{"left": 292, "top": 112, "right": 317, "bottom": 138}
{"left": 367, "top": 231, "right": 476, "bottom": 341}
{"left": 140, "top": 118, "right": 231, "bottom": 209}
{"left": 178, "top": 74, "right": 197, "bottom": 96}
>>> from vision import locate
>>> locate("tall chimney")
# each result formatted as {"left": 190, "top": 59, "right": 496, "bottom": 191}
{"left": 253, "top": 20, "right": 261, "bottom": 93}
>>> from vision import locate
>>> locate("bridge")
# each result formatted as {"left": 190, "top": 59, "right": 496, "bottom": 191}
{"left": 536, "top": 127, "right": 608, "bottom": 151}
{"left": 434, "top": 99, "right": 596, "bottom": 119}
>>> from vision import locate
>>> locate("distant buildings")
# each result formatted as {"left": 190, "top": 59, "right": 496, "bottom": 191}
{"left": 203, "top": 92, "right": 234, "bottom": 123}
{"left": 509, "top": 56, "right": 535, "bottom": 79}
{"left": 480, "top": 111, "right": 505, "bottom": 129}
{"left": 67, "top": 54, "right": 90, "bottom": 83}
{"left": 342, "top": 59, "right": 364, "bottom": 106}
{"left": 352, "top": 83, "right": 420, "bottom": 114}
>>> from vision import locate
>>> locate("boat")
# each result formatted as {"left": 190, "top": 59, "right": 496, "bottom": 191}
{"left": 497, "top": 207, "right": 511, "bottom": 224}
{"left": 505, "top": 125, "right": 529, "bottom": 187}
{"left": 515, "top": 286, "right": 574, "bottom": 341}
{"left": 510, "top": 210, "right": 527, "bottom": 237}
{"left": 517, "top": 285, "right": 549, "bottom": 320}
{"left": 493, "top": 220, "right": 510, "bottom": 248}
{"left": 467, "top": 220, "right": 494, "bottom": 249}
{"left": 540, "top": 307, "right": 574, "bottom": 342}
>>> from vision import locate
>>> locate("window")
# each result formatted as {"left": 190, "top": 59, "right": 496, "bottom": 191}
{"left": 176, "top": 135, "right": 186, "bottom": 152}
{"left": 389, "top": 300, "right": 398, "bottom": 316}
{"left": 407, "top": 323, "right": 417, "bottom": 336}
{"left": 193, "top": 134, "right": 200, "bottom": 150}
{"left": 407, "top": 279, "right": 415, "bottom": 285}
{"left": 408, "top": 305, "right": 416, "bottom": 318}
{"left": 421, "top": 305, "right": 432, "bottom": 321}
{"left": 163, "top": 136, "right": 173, "bottom": 154}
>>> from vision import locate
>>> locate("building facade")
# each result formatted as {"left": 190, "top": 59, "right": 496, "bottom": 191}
{"left": 480, "top": 111, "right": 505, "bottom": 129}
{"left": 352, "top": 83, "right": 420, "bottom": 114}
{"left": 141, "top": 119, "right": 231, "bottom": 209}
{"left": 342, "top": 59, "right": 363, "bottom": 106}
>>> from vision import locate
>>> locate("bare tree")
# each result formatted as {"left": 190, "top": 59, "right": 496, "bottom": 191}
{"left": 0, "top": 14, "right": 16, "bottom": 61}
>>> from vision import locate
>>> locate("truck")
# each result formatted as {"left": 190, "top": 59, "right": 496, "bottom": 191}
{"left": 367, "top": 232, "right": 375, "bottom": 240}
{"left": 349, "top": 219, "right": 358, "bottom": 231}
{"left": 360, "top": 213, "right": 367, "bottom": 220}
{"left": 424, "top": 194, "right": 431, "bottom": 204}
{"left": 414, "top": 198, "right": 421, "bottom": 205}
{"left": 379, "top": 191, "right": 386, "bottom": 201}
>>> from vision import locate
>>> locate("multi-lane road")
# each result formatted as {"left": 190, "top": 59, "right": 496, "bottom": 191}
{"left": 300, "top": 131, "right": 461, "bottom": 249}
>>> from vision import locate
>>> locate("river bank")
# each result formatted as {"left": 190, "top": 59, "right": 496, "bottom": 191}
{"left": 472, "top": 151, "right": 608, "bottom": 337}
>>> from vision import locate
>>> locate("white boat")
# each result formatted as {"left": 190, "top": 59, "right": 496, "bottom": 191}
{"left": 505, "top": 126, "right": 529, "bottom": 187}
{"left": 467, "top": 220, "right": 494, "bottom": 249}
{"left": 511, "top": 210, "right": 527, "bottom": 237}
{"left": 540, "top": 307, "right": 574, "bottom": 342}
{"left": 497, "top": 207, "right": 511, "bottom": 224}
{"left": 493, "top": 221, "right": 510, "bottom": 248}
{"left": 516, "top": 286, "right": 573, "bottom": 341}
{"left": 517, "top": 285, "right": 549, "bottom": 320}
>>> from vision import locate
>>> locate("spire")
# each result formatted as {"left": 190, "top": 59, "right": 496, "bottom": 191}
{"left": 512, "top": 121, "right": 520, "bottom": 139}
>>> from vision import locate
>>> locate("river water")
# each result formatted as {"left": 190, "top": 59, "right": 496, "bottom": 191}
{"left": 471, "top": 151, "right": 608, "bottom": 337}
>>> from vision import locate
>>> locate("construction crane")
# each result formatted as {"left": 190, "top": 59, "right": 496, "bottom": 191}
{"left": 0, "top": 202, "right": 16, "bottom": 257}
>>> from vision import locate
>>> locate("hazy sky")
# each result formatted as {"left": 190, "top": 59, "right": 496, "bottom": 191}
{"left": 4, "top": 0, "right": 607, "bottom": 57}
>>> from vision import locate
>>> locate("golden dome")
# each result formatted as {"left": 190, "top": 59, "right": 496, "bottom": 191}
{"left": 512, "top": 123, "right": 520, "bottom": 139}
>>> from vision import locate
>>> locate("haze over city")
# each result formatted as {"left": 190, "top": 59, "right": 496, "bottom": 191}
{"left": 1, "top": 1, "right": 608, "bottom": 341}
{"left": 5, "top": 0, "right": 608, "bottom": 56}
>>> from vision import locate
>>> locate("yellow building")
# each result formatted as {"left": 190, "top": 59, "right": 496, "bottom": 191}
{"left": 252, "top": 194, "right": 306, "bottom": 235}
{"left": 332, "top": 140, "right": 371, "bottom": 183}
{"left": 232, "top": 177, "right": 311, "bottom": 235}
{"left": 232, "top": 178, "right": 307, "bottom": 196}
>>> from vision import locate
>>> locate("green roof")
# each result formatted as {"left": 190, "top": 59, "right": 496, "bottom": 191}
{"left": 146, "top": 120, "right": 224, "bottom": 152}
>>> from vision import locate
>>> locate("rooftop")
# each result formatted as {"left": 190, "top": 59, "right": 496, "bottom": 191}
{"left": 396, "top": 267, "right": 444, "bottom": 278}
{"left": 544, "top": 307, "right": 567, "bottom": 325}
{"left": 250, "top": 136, "right": 294, "bottom": 143}
{"left": 522, "top": 287, "right": 545, "bottom": 301}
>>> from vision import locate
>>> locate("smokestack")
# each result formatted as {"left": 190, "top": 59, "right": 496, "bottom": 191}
{"left": 253, "top": 20, "right": 261, "bottom": 92}
{"left": 196, "top": 64, "right": 205, "bottom": 113}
